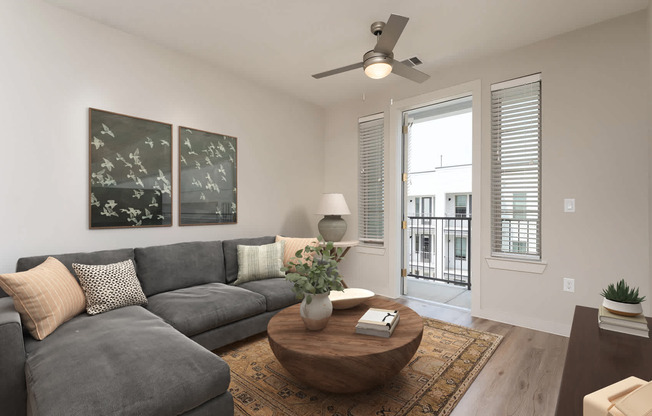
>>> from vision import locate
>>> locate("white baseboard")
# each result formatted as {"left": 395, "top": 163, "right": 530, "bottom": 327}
{"left": 471, "top": 307, "right": 572, "bottom": 337}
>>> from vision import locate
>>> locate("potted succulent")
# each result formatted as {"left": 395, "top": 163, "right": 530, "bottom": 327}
{"left": 600, "top": 279, "right": 646, "bottom": 317}
{"left": 283, "top": 237, "right": 344, "bottom": 330}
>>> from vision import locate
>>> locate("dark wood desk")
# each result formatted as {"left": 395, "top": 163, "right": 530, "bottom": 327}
{"left": 555, "top": 306, "right": 652, "bottom": 415}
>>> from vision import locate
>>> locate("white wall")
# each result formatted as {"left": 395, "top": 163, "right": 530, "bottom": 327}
{"left": 0, "top": 0, "right": 324, "bottom": 274}
{"left": 325, "top": 11, "right": 651, "bottom": 336}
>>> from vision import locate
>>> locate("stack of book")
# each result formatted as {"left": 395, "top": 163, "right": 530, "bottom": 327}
{"left": 355, "top": 308, "right": 400, "bottom": 338}
{"left": 598, "top": 305, "right": 649, "bottom": 338}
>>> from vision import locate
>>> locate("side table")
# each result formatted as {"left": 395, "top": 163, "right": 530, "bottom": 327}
{"left": 320, "top": 240, "right": 358, "bottom": 287}
{"left": 320, "top": 240, "right": 359, "bottom": 262}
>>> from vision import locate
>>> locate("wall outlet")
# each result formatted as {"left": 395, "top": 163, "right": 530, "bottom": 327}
{"left": 563, "top": 278, "right": 575, "bottom": 293}
{"left": 564, "top": 198, "right": 575, "bottom": 213}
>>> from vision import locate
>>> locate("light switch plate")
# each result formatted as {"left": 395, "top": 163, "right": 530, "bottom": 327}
{"left": 564, "top": 198, "right": 575, "bottom": 213}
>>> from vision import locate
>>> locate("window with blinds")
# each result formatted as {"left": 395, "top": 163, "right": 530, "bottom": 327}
{"left": 491, "top": 74, "right": 541, "bottom": 259}
{"left": 358, "top": 114, "right": 385, "bottom": 245}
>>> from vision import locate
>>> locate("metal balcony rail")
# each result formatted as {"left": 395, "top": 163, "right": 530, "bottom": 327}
{"left": 406, "top": 215, "right": 471, "bottom": 289}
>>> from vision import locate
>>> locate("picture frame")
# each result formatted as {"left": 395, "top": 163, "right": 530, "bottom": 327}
{"left": 178, "top": 126, "right": 237, "bottom": 225}
{"left": 89, "top": 108, "right": 173, "bottom": 229}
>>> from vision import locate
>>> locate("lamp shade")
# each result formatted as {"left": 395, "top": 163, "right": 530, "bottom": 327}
{"left": 316, "top": 193, "right": 351, "bottom": 216}
{"left": 364, "top": 62, "right": 392, "bottom": 79}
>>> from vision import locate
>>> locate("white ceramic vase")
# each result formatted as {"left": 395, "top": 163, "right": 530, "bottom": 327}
{"left": 300, "top": 292, "right": 332, "bottom": 331}
{"left": 602, "top": 298, "right": 643, "bottom": 317}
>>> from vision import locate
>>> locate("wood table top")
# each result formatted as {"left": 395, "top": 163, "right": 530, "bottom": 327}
{"left": 267, "top": 296, "right": 424, "bottom": 393}
{"left": 267, "top": 296, "right": 423, "bottom": 358}
{"left": 555, "top": 305, "right": 652, "bottom": 415}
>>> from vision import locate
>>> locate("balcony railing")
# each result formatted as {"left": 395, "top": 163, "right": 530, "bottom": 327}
{"left": 407, "top": 215, "right": 471, "bottom": 289}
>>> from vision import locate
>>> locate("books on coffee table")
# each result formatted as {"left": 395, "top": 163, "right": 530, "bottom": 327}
{"left": 356, "top": 308, "right": 400, "bottom": 338}
{"left": 598, "top": 305, "right": 649, "bottom": 338}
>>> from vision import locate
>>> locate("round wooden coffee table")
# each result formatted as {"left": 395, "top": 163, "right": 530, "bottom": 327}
{"left": 267, "top": 296, "right": 423, "bottom": 393}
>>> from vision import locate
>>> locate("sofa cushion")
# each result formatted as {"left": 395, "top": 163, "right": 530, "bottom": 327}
{"left": 146, "top": 283, "right": 266, "bottom": 337}
{"left": 223, "top": 236, "right": 275, "bottom": 284}
{"left": 134, "top": 241, "right": 225, "bottom": 297}
{"left": 237, "top": 278, "right": 299, "bottom": 311}
{"left": 0, "top": 257, "right": 86, "bottom": 340}
{"left": 233, "top": 241, "right": 285, "bottom": 285}
{"left": 24, "top": 306, "right": 229, "bottom": 416}
{"left": 72, "top": 260, "right": 147, "bottom": 315}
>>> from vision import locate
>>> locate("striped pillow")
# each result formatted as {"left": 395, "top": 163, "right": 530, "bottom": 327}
{"left": 275, "top": 235, "right": 319, "bottom": 271}
{"left": 233, "top": 241, "right": 285, "bottom": 285}
{"left": 0, "top": 257, "right": 86, "bottom": 340}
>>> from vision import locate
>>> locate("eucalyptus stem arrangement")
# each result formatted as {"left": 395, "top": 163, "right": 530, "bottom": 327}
{"left": 600, "top": 279, "right": 646, "bottom": 304}
{"left": 283, "top": 237, "right": 344, "bottom": 304}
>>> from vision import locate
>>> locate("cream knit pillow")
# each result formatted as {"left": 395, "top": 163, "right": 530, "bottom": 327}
{"left": 233, "top": 241, "right": 285, "bottom": 285}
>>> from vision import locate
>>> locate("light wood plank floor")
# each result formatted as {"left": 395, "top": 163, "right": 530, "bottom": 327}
{"left": 396, "top": 296, "right": 569, "bottom": 416}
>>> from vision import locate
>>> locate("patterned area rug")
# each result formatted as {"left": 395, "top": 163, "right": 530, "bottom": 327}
{"left": 216, "top": 318, "right": 502, "bottom": 416}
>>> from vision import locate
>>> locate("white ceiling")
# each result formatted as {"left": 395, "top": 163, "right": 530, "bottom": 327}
{"left": 44, "top": 0, "right": 648, "bottom": 107}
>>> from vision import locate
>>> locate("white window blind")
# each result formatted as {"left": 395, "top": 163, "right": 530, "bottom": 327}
{"left": 491, "top": 74, "right": 541, "bottom": 259}
{"left": 358, "top": 114, "right": 385, "bottom": 244}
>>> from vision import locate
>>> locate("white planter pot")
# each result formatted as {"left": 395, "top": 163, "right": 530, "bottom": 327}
{"left": 300, "top": 292, "right": 332, "bottom": 331}
{"left": 602, "top": 298, "right": 643, "bottom": 317}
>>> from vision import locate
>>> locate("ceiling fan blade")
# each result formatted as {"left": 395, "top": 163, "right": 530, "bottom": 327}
{"left": 312, "top": 62, "right": 363, "bottom": 79}
{"left": 374, "top": 14, "right": 409, "bottom": 55}
{"left": 391, "top": 59, "right": 430, "bottom": 83}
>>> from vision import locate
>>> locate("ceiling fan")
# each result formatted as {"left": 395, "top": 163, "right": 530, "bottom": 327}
{"left": 312, "top": 14, "right": 430, "bottom": 83}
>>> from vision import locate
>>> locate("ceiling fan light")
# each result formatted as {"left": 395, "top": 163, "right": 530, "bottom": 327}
{"left": 364, "top": 62, "right": 393, "bottom": 79}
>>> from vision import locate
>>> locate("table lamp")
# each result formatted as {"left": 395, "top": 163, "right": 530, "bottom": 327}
{"left": 316, "top": 193, "right": 351, "bottom": 242}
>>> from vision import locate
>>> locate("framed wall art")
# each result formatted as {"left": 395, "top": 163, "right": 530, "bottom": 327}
{"left": 179, "top": 126, "right": 237, "bottom": 225}
{"left": 89, "top": 108, "right": 173, "bottom": 229}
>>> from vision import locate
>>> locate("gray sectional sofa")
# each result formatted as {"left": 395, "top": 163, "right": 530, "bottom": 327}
{"left": 0, "top": 236, "right": 298, "bottom": 416}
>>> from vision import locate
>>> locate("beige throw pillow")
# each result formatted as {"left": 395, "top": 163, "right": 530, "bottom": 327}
{"left": 275, "top": 235, "right": 319, "bottom": 272}
{"left": 233, "top": 241, "right": 285, "bottom": 285}
{"left": 0, "top": 257, "right": 86, "bottom": 340}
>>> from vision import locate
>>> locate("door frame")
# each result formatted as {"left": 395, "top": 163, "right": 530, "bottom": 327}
{"left": 388, "top": 80, "right": 482, "bottom": 312}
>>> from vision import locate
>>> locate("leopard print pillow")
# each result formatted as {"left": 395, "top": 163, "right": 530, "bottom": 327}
{"left": 72, "top": 259, "right": 147, "bottom": 315}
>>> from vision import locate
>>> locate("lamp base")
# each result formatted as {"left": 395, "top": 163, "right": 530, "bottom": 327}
{"left": 318, "top": 215, "right": 347, "bottom": 242}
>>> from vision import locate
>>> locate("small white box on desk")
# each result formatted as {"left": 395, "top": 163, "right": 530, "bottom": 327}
{"left": 583, "top": 376, "right": 649, "bottom": 416}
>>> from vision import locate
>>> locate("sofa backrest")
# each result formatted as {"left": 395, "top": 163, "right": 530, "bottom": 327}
{"left": 222, "top": 236, "right": 276, "bottom": 284}
{"left": 0, "top": 248, "right": 136, "bottom": 298}
{"left": 3, "top": 237, "right": 273, "bottom": 298}
{"left": 134, "top": 241, "right": 225, "bottom": 297}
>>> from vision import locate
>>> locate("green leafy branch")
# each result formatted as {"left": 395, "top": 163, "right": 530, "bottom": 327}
{"left": 282, "top": 236, "right": 344, "bottom": 304}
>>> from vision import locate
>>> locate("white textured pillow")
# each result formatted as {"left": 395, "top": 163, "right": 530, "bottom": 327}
{"left": 234, "top": 241, "right": 285, "bottom": 285}
{"left": 72, "top": 259, "right": 147, "bottom": 315}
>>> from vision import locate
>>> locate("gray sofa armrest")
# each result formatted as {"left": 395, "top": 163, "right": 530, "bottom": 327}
{"left": 0, "top": 297, "right": 26, "bottom": 415}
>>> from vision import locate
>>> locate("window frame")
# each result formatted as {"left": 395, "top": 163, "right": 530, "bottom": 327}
{"left": 358, "top": 113, "right": 385, "bottom": 245}
{"left": 455, "top": 236, "right": 468, "bottom": 260}
{"left": 490, "top": 73, "right": 542, "bottom": 260}
{"left": 455, "top": 195, "right": 468, "bottom": 218}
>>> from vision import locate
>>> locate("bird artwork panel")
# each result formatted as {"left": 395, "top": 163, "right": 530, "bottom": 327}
{"left": 178, "top": 126, "right": 237, "bottom": 225}
{"left": 89, "top": 108, "right": 172, "bottom": 228}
